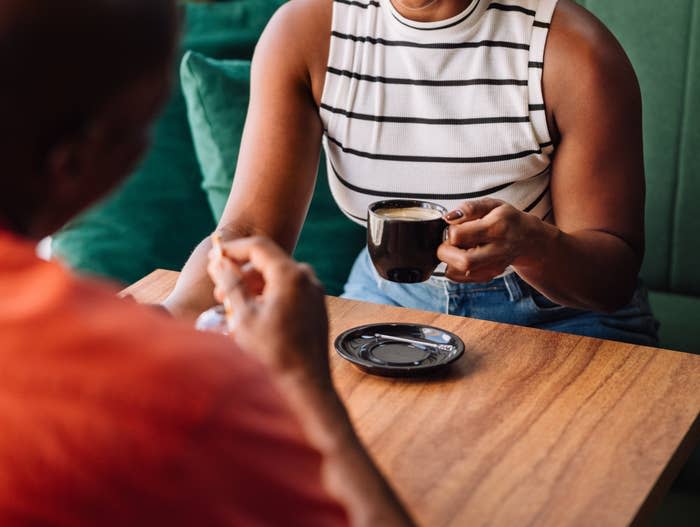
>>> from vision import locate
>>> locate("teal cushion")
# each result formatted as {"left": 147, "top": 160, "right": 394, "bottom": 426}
{"left": 52, "top": 0, "right": 286, "bottom": 285}
{"left": 180, "top": 52, "right": 365, "bottom": 295}
{"left": 181, "top": 53, "right": 250, "bottom": 216}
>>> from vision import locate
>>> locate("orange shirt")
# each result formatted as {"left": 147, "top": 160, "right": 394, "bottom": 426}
{"left": 0, "top": 231, "right": 348, "bottom": 526}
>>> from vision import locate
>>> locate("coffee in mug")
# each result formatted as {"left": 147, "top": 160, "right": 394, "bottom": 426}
{"left": 368, "top": 200, "right": 447, "bottom": 283}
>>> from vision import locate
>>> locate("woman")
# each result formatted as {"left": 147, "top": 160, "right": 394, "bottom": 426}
{"left": 165, "top": 0, "right": 658, "bottom": 345}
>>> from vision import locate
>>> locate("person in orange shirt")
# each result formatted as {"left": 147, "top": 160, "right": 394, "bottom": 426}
{"left": 0, "top": 1, "right": 414, "bottom": 526}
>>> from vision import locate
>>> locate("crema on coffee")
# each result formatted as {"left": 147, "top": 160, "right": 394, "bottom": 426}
{"left": 373, "top": 207, "right": 444, "bottom": 221}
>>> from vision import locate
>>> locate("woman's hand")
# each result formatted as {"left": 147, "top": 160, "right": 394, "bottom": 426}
{"left": 438, "top": 198, "right": 551, "bottom": 283}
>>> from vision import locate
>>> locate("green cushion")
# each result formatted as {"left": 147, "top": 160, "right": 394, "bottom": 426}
{"left": 578, "top": 0, "right": 700, "bottom": 296}
{"left": 181, "top": 53, "right": 250, "bottom": 215}
{"left": 52, "top": 0, "right": 286, "bottom": 285}
{"left": 648, "top": 291, "right": 700, "bottom": 354}
{"left": 180, "top": 52, "right": 365, "bottom": 296}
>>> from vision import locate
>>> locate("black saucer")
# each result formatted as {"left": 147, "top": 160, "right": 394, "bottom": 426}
{"left": 334, "top": 323, "right": 465, "bottom": 377}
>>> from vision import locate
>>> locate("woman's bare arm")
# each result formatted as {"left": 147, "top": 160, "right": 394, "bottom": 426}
{"left": 438, "top": 0, "right": 646, "bottom": 312}
{"left": 164, "top": 0, "right": 329, "bottom": 317}
{"left": 514, "top": 0, "right": 645, "bottom": 311}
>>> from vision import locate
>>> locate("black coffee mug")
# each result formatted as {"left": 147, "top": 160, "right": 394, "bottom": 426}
{"left": 368, "top": 200, "right": 448, "bottom": 283}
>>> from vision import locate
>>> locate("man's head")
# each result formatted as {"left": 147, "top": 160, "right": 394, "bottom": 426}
{"left": 0, "top": 0, "right": 179, "bottom": 238}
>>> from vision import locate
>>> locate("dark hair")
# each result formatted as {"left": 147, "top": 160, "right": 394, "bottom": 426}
{"left": 0, "top": 0, "right": 179, "bottom": 233}
{"left": 0, "top": 0, "right": 179, "bottom": 148}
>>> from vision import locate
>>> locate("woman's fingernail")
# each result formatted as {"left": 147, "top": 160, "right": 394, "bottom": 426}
{"left": 444, "top": 209, "right": 464, "bottom": 221}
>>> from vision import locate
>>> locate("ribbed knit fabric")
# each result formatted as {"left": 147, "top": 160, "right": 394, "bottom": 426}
{"left": 320, "top": 0, "right": 558, "bottom": 225}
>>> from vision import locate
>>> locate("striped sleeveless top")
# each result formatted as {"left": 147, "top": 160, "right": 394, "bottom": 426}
{"left": 319, "top": 0, "right": 558, "bottom": 225}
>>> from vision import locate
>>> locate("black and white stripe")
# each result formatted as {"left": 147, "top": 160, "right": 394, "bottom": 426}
{"left": 321, "top": 0, "right": 558, "bottom": 226}
{"left": 325, "top": 132, "right": 551, "bottom": 164}
{"left": 321, "top": 102, "right": 532, "bottom": 125}
{"left": 335, "top": 0, "right": 381, "bottom": 9}
{"left": 326, "top": 67, "right": 529, "bottom": 87}
{"left": 488, "top": 3, "right": 536, "bottom": 16}
{"left": 331, "top": 31, "right": 531, "bottom": 51}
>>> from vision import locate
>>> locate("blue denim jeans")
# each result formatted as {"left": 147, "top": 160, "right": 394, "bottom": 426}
{"left": 342, "top": 248, "right": 660, "bottom": 347}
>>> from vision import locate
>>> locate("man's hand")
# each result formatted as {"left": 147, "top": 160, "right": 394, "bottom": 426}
{"left": 207, "top": 236, "right": 330, "bottom": 385}
{"left": 208, "top": 236, "right": 415, "bottom": 526}
{"left": 438, "top": 198, "right": 551, "bottom": 283}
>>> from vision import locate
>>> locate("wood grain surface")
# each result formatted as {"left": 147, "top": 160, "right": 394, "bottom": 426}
{"left": 124, "top": 270, "right": 700, "bottom": 527}
{"left": 119, "top": 269, "right": 179, "bottom": 304}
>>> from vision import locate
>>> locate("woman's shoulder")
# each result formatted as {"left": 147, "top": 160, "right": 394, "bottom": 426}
{"left": 547, "top": 0, "right": 635, "bottom": 74}
{"left": 259, "top": 0, "right": 332, "bottom": 60}
{"left": 544, "top": 0, "right": 640, "bottom": 130}
{"left": 254, "top": 0, "right": 332, "bottom": 98}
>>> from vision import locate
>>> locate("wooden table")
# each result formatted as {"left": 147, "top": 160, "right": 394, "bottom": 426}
{"left": 123, "top": 270, "right": 700, "bottom": 527}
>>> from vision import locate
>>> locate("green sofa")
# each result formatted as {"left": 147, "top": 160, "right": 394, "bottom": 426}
{"left": 53, "top": 0, "right": 700, "bottom": 354}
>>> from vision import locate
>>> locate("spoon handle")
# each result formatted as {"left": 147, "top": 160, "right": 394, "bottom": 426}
{"left": 373, "top": 333, "right": 455, "bottom": 352}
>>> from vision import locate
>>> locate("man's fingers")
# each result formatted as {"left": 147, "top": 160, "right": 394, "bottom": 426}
{"left": 218, "top": 237, "right": 323, "bottom": 303}
{"left": 219, "top": 236, "right": 287, "bottom": 263}
{"left": 443, "top": 198, "right": 504, "bottom": 224}
{"left": 208, "top": 255, "right": 249, "bottom": 306}
{"left": 218, "top": 237, "right": 294, "bottom": 287}
{"left": 209, "top": 246, "right": 266, "bottom": 298}
{"left": 241, "top": 265, "right": 266, "bottom": 296}
{"left": 225, "top": 300, "right": 256, "bottom": 334}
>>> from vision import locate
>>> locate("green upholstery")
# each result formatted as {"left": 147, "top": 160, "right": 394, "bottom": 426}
{"left": 180, "top": 52, "right": 365, "bottom": 295}
{"left": 180, "top": 54, "right": 251, "bottom": 217}
{"left": 52, "top": 0, "right": 285, "bottom": 285}
{"left": 648, "top": 292, "right": 700, "bottom": 354}
{"left": 576, "top": 0, "right": 700, "bottom": 352}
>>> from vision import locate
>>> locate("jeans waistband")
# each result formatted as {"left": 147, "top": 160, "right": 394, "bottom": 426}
{"left": 428, "top": 270, "right": 527, "bottom": 302}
